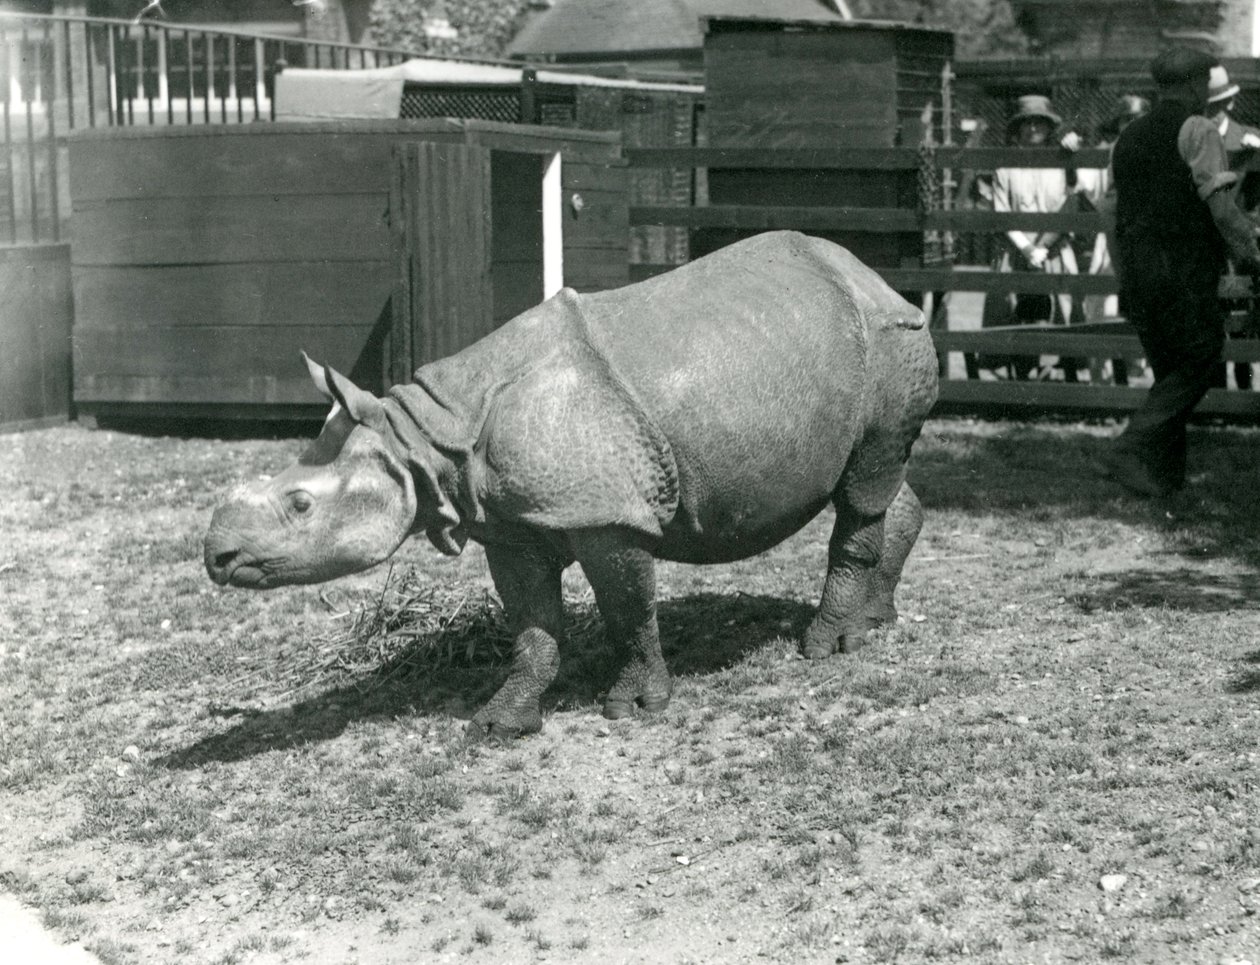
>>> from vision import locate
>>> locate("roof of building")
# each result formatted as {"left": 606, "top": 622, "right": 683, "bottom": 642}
{"left": 507, "top": 0, "right": 851, "bottom": 57}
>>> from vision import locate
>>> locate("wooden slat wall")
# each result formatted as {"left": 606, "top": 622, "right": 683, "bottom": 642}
{"left": 390, "top": 141, "right": 494, "bottom": 377}
{"left": 69, "top": 120, "right": 628, "bottom": 417}
{"left": 68, "top": 126, "right": 426, "bottom": 413}
{"left": 704, "top": 29, "right": 901, "bottom": 150}
{"left": 561, "top": 160, "right": 629, "bottom": 293}
{"left": 0, "top": 244, "right": 73, "bottom": 432}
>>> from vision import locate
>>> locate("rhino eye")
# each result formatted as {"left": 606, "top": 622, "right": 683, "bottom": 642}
{"left": 289, "top": 491, "right": 313, "bottom": 514}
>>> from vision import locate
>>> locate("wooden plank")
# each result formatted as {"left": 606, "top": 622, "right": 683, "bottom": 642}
{"left": 0, "top": 244, "right": 72, "bottom": 429}
{"left": 563, "top": 248, "right": 630, "bottom": 293}
{"left": 936, "top": 380, "right": 1260, "bottom": 419}
{"left": 565, "top": 190, "right": 630, "bottom": 249}
{"left": 936, "top": 331, "right": 1260, "bottom": 363}
{"left": 630, "top": 204, "right": 920, "bottom": 231}
{"left": 74, "top": 374, "right": 325, "bottom": 406}
{"left": 629, "top": 263, "right": 675, "bottom": 283}
{"left": 465, "top": 127, "right": 622, "bottom": 162}
{"left": 388, "top": 144, "right": 411, "bottom": 388}
{"left": 638, "top": 206, "right": 1107, "bottom": 235}
{"left": 72, "top": 263, "right": 395, "bottom": 330}
{"left": 627, "top": 147, "right": 919, "bottom": 170}
{"left": 73, "top": 326, "right": 375, "bottom": 380}
{"left": 564, "top": 162, "right": 630, "bottom": 192}
{"left": 68, "top": 131, "right": 457, "bottom": 201}
{"left": 411, "top": 141, "right": 493, "bottom": 366}
{"left": 70, "top": 195, "right": 394, "bottom": 265}
{"left": 79, "top": 400, "right": 328, "bottom": 422}
{"left": 923, "top": 210, "right": 1105, "bottom": 233}
{"left": 880, "top": 268, "right": 1117, "bottom": 296}
{"left": 69, "top": 122, "right": 622, "bottom": 202}
{"left": 623, "top": 146, "right": 1113, "bottom": 170}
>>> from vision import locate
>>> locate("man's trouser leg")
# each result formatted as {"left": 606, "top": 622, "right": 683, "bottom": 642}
{"left": 1118, "top": 253, "right": 1224, "bottom": 490}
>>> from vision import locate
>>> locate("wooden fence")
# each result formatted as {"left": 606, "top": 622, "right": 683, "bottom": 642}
{"left": 0, "top": 243, "right": 72, "bottom": 432}
{"left": 625, "top": 144, "right": 1260, "bottom": 419}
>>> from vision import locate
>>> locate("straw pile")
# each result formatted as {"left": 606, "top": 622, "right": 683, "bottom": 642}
{"left": 264, "top": 565, "right": 514, "bottom": 697}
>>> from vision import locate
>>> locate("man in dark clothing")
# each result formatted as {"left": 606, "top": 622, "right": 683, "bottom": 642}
{"left": 1103, "top": 48, "right": 1260, "bottom": 497}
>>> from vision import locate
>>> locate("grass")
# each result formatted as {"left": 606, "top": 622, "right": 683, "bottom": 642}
{"left": 1, "top": 417, "right": 1260, "bottom": 963}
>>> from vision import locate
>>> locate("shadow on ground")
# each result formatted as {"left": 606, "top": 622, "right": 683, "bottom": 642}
{"left": 912, "top": 417, "right": 1260, "bottom": 568}
{"left": 1227, "top": 649, "right": 1260, "bottom": 695}
{"left": 156, "top": 591, "right": 812, "bottom": 770}
{"left": 1066, "top": 567, "right": 1260, "bottom": 614}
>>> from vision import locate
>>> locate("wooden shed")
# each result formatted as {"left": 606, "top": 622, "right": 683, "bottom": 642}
{"left": 68, "top": 119, "right": 627, "bottom": 421}
{"left": 694, "top": 16, "right": 954, "bottom": 269}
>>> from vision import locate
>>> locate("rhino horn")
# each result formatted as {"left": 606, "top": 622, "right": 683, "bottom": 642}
{"left": 302, "top": 352, "right": 385, "bottom": 430}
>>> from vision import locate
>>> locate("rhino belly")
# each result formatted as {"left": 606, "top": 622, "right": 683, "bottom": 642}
{"left": 651, "top": 426, "right": 854, "bottom": 564}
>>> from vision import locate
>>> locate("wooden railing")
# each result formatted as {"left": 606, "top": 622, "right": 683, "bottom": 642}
{"left": 0, "top": 11, "right": 422, "bottom": 244}
{"left": 625, "top": 145, "right": 1260, "bottom": 419}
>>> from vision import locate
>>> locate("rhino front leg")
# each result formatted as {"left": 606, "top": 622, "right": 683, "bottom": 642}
{"left": 472, "top": 544, "right": 568, "bottom": 739}
{"left": 571, "top": 529, "right": 672, "bottom": 719}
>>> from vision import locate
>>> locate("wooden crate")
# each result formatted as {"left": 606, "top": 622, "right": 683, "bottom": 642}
{"left": 68, "top": 119, "right": 627, "bottom": 421}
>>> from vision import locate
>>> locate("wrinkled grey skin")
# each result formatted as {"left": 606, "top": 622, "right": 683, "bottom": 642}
{"left": 205, "top": 231, "right": 939, "bottom": 738}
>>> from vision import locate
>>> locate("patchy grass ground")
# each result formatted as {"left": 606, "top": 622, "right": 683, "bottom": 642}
{"left": 1, "top": 416, "right": 1259, "bottom": 965}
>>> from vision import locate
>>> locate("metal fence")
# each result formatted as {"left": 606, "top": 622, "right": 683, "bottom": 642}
{"left": 0, "top": 12, "right": 420, "bottom": 244}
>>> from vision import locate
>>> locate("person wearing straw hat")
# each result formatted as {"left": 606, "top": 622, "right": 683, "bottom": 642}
{"left": 1207, "top": 64, "right": 1260, "bottom": 153}
{"left": 1205, "top": 64, "right": 1260, "bottom": 390}
{"left": 1101, "top": 48, "right": 1260, "bottom": 497}
{"left": 979, "top": 93, "right": 1082, "bottom": 381}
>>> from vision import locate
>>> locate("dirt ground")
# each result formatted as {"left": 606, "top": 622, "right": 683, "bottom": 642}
{"left": 2, "top": 415, "right": 1260, "bottom": 965}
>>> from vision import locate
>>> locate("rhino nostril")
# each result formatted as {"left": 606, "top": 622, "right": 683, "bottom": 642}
{"left": 213, "top": 550, "right": 239, "bottom": 572}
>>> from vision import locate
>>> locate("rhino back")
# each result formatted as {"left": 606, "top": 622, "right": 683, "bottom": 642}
{"left": 579, "top": 232, "right": 927, "bottom": 560}
{"left": 417, "top": 231, "right": 931, "bottom": 563}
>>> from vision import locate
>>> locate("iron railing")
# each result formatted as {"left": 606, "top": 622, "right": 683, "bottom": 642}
{"left": 0, "top": 12, "right": 422, "bottom": 244}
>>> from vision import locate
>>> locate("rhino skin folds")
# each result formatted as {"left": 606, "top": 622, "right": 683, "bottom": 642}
{"left": 204, "top": 231, "right": 939, "bottom": 739}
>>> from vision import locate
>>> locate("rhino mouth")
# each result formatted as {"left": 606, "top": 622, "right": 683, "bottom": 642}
{"left": 206, "top": 546, "right": 283, "bottom": 589}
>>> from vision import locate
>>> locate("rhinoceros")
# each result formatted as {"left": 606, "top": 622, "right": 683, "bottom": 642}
{"left": 204, "top": 231, "right": 938, "bottom": 737}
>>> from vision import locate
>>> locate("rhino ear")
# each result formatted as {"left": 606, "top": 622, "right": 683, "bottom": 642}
{"left": 302, "top": 352, "right": 385, "bottom": 429}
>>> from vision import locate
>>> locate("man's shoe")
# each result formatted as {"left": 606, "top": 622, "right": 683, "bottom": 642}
{"left": 1098, "top": 452, "right": 1175, "bottom": 498}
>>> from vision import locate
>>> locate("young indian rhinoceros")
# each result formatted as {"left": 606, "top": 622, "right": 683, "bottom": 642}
{"left": 204, "top": 231, "right": 938, "bottom": 738}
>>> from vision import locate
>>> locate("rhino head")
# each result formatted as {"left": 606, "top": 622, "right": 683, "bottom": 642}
{"left": 204, "top": 356, "right": 430, "bottom": 589}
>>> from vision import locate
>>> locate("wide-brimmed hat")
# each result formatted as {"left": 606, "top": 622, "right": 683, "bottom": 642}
{"left": 1208, "top": 64, "right": 1240, "bottom": 104}
{"left": 1007, "top": 94, "right": 1062, "bottom": 135}
{"left": 1100, "top": 94, "right": 1150, "bottom": 137}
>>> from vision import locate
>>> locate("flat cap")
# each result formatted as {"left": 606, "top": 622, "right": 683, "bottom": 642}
{"left": 1150, "top": 47, "right": 1217, "bottom": 86}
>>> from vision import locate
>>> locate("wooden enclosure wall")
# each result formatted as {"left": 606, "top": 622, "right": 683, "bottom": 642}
{"left": 69, "top": 123, "right": 411, "bottom": 418}
{"left": 0, "top": 244, "right": 73, "bottom": 432}
{"left": 697, "top": 18, "right": 952, "bottom": 270}
{"left": 491, "top": 152, "right": 545, "bottom": 325}
{"left": 387, "top": 125, "right": 628, "bottom": 381}
{"left": 68, "top": 119, "right": 627, "bottom": 419}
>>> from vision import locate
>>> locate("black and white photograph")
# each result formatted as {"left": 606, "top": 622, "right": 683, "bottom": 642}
{"left": 2, "top": 1, "right": 1260, "bottom": 962}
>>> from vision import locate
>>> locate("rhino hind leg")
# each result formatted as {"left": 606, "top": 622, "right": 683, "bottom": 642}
{"left": 866, "top": 481, "right": 923, "bottom": 627}
{"left": 802, "top": 480, "right": 922, "bottom": 659}
{"left": 470, "top": 545, "right": 567, "bottom": 740}
{"left": 572, "top": 530, "right": 672, "bottom": 720}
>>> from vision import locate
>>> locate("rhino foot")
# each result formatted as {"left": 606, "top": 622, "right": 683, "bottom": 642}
{"left": 603, "top": 660, "right": 673, "bottom": 719}
{"left": 803, "top": 620, "right": 876, "bottom": 659}
{"left": 603, "top": 690, "right": 672, "bottom": 720}
{"left": 467, "top": 705, "right": 543, "bottom": 742}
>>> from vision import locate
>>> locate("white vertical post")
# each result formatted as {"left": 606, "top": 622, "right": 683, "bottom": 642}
{"left": 541, "top": 151, "right": 563, "bottom": 299}
{"left": 1253, "top": 0, "right": 1260, "bottom": 56}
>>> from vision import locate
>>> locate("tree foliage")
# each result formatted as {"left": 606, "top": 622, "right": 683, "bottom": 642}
{"left": 366, "top": 0, "right": 536, "bottom": 58}
{"left": 850, "top": 0, "right": 1029, "bottom": 58}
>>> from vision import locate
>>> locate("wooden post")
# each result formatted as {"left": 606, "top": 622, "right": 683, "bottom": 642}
{"left": 520, "top": 67, "right": 538, "bottom": 125}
